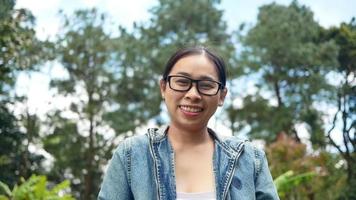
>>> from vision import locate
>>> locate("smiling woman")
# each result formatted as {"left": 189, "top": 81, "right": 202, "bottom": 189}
{"left": 97, "top": 46, "right": 279, "bottom": 200}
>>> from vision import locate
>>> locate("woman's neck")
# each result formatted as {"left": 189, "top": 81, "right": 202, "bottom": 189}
{"left": 167, "top": 124, "right": 212, "bottom": 148}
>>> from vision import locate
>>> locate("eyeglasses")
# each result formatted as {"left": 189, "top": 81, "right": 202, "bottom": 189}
{"left": 166, "top": 75, "right": 223, "bottom": 96}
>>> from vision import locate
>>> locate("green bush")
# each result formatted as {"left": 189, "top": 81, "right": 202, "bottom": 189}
{"left": 0, "top": 175, "right": 74, "bottom": 200}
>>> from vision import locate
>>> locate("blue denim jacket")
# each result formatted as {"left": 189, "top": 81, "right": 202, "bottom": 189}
{"left": 98, "top": 126, "right": 279, "bottom": 200}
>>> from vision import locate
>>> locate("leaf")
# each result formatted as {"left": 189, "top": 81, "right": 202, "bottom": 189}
{"left": 274, "top": 170, "right": 317, "bottom": 197}
{"left": 0, "top": 182, "right": 11, "bottom": 196}
{"left": 49, "top": 180, "right": 70, "bottom": 195}
{"left": 0, "top": 195, "right": 9, "bottom": 200}
{"left": 33, "top": 176, "right": 47, "bottom": 198}
{"left": 273, "top": 170, "right": 294, "bottom": 189}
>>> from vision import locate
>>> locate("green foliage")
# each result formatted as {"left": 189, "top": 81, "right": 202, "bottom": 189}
{"left": 321, "top": 18, "right": 356, "bottom": 73}
{"left": 0, "top": 104, "right": 44, "bottom": 188}
{"left": 321, "top": 18, "right": 356, "bottom": 200}
{"left": 124, "top": 0, "right": 236, "bottom": 126}
{"left": 233, "top": 0, "right": 339, "bottom": 145}
{"left": 47, "top": 10, "right": 110, "bottom": 199}
{"left": 0, "top": 0, "right": 49, "bottom": 187}
{"left": 0, "top": 175, "right": 74, "bottom": 200}
{"left": 274, "top": 170, "right": 316, "bottom": 198}
{"left": 43, "top": 113, "right": 90, "bottom": 198}
{"left": 47, "top": 8, "right": 161, "bottom": 199}
{"left": 0, "top": 0, "right": 53, "bottom": 98}
{"left": 267, "top": 135, "right": 346, "bottom": 199}
{"left": 144, "top": 0, "right": 236, "bottom": 75}
{"left": 227, "top": 95, "right": 295, "bottom": 140}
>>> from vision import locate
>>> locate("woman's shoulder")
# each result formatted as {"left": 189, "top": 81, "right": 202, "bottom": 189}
{"left": 113, "top": 133, "right": 150, "bottom": 155}
{"left": 113, "top": 125, "right": 168, "bottom": 154}
{"left": 218, "top": 135, "right": 266, "bottom": 157}
{"left": 221, "top": 136, "right": 268, "bottom": 173}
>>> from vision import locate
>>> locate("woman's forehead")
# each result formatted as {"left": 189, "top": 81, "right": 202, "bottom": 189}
{"left": 170, "top": 55, "right": 219, "bottom": 79}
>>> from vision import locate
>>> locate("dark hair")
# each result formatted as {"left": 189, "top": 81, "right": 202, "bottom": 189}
{"left": 162, "top": 46, "right": 227, "bottom": 88}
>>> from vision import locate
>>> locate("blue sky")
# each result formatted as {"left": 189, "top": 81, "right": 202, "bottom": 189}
{"left": 15, "top": 0, "right": 356, "bottom": 40}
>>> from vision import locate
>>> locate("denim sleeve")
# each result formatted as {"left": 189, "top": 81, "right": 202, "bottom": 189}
{"left": 254, "top": 148, "right": 280, "bottom": 200}
{"left": 97, "top": 142, "right": 133, "bottom": 200}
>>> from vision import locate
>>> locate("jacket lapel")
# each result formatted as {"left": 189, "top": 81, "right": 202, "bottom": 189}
{"left": 212, "top": 131, "right": 245, "bottom": 199}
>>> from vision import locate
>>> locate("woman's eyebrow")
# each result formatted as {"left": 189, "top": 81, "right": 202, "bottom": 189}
{"left": 176, "top": 72, "right": 191, "bottom": 77}
{"left": 175, "top": 72, "right": 217, "bottom": 81}
{"left": 198, "top": 75, "right": 217, "bottom": 81}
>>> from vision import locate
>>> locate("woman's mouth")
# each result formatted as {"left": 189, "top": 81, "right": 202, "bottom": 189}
{"left": 179, "top": 105, "right": 203, "bottom": 115}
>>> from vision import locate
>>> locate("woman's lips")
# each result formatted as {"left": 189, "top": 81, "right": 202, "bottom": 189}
{"left": 179, "top": 105, "right": 203, "bottom": 116}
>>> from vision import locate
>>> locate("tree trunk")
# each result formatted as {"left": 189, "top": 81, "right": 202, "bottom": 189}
{"left": 343, "top": 159, "right": 356, "bottom": 199}
{"left": 83, "top": 94, "right": 95, "bottom": 200}
{"left": 273, "top": 80, "right": 283, "bottom": 107}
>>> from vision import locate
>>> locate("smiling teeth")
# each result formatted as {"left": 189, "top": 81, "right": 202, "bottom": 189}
{"left": 180, "top": 106, "right": 203, "bottom": 113}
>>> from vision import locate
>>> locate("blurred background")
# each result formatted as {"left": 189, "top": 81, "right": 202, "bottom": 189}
{"left": 0, "top": 0, "right": 355, "bottom": 199}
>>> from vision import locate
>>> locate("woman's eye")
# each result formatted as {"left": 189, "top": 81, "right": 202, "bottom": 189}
{"left": 199, "top": 82, "right": 215, "bottom": 90}
{"left": 176, "top": 79, "right": 190, "bottom": 85}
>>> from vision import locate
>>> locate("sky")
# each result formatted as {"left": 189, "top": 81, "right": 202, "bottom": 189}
{"left": 15, "top": 0, "right": 356, "bottom": 40}
{"left": 13, "top": 0, "right": 355, "bottom": 145}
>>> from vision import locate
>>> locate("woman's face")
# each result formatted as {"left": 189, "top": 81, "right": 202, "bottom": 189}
{"left": 160, "top": 54, "right": 227, "bottom": 131}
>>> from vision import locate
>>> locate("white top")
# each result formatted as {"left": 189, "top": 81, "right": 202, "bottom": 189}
{"left": 176, "top": 191, "right": 216, "bottom": 200}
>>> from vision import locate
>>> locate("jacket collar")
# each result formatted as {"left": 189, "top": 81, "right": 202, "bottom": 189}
{"left": 147, "top": 125, "right": 246, "bottom": 199}
{"left": 147, "top": 125, "right": 245, "bottom": 156}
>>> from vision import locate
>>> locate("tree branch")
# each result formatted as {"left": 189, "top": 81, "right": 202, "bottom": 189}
{"left": 327, "top": 98, "right": 344, "bottom": 156}
{"left": 347, "top": 120, "right": 356, "bottom": 148}
{"left": 341, "top": 96, "right": 351, "bottom": 159}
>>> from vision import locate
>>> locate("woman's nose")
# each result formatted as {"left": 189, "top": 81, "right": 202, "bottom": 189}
{"left": 184, "top": 83, "right": 202, "bottom": 100}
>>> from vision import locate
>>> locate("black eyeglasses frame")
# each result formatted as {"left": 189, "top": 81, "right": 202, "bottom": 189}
{"left": 165, "top": 75, "right": 223, "bottom": 96}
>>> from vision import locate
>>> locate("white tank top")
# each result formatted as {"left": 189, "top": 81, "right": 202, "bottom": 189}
{"left": 176, "top": 191, "right": 216, "bottom": 200}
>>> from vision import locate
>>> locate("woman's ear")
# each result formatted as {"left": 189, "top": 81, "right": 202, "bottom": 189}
{"left": 218, "top": 88, "right": 227, "bottom": 107}
{"left": 159, "top": 79, "right": 166, "bottom": 99}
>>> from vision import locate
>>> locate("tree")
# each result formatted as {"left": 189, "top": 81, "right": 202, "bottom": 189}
{"left": 231, "top": 1, "right": 339, "bottom": 144}
{"left": 125, "top": 0, "right": 237, "bottom": 125}
{"left": 44, "top": 9, "right": 116, "bottom": 199}
{"left": 43, "top": 113, "right": 88, "bottom": 199}
{"left": 0, "top": 0, "right": 48, "bottom": 187}
{"left": 45, "top": 8, "right": 163, "bottom": 199}
{"left": 0, "top": 97, "right": 44, "bottom": 188}
{"left": 321, "top": 18, "right": 356, "bottom": 199}
{"left": 0, "top": 0, "right": 52, "bottom": 99}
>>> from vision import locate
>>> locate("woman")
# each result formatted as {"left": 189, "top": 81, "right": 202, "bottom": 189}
{"left": 98, "top": 46, "right": 279, "bottom": 200}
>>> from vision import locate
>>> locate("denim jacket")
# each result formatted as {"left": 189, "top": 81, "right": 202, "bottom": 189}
{"left": 98, "top": 126, "right": 279, "bottom": 200}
